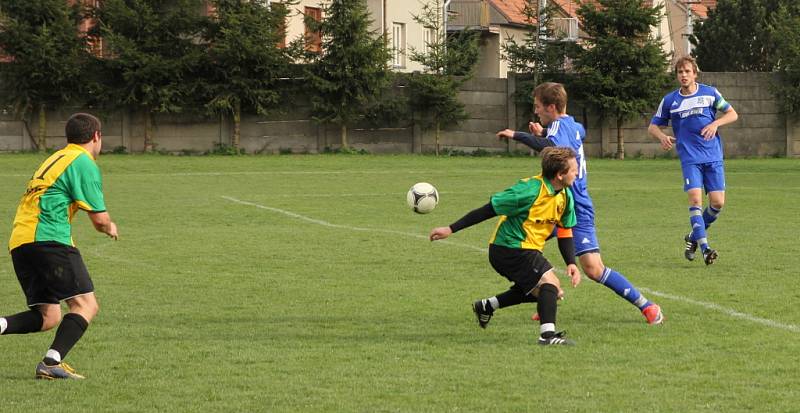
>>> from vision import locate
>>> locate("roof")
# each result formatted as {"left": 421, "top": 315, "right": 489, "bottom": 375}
{"left": 488, "top": 0, "right": 532, "bottom": 25}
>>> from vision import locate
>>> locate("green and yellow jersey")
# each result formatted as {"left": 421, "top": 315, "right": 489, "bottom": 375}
{"left": 8, "top": 144, "right": 106, "bottom": 251}
{"left": 489, "top": 174, "right": 576, "bottom": 251}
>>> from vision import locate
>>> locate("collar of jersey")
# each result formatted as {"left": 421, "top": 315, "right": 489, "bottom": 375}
{"left": 536, "top": 174, "right": 558, "bottom": 195}
{"left": 66, "top": 143, "right": 95, "bottom": 161}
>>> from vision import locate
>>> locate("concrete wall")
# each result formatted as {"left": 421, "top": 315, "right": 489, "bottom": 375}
{"left": 1, "top": 72, "right": 797, "bottom": 157}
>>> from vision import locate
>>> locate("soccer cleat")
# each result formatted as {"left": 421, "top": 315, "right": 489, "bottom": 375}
{"left": 684, "top": 234, "right": 698, "bottom": 261}
{"left": 472, "top": 299, "right": 494, "bottom": 329}
{"left": 538, "top": 331, "right": 575, "bottom": 346}
{"left": 703, "top": 248, "right": 718, "bottom": 265}
{"left": 642, "top": 304, "right": 664, "bottom": 325}
{"left": 35, "top": 361, "right": 85, "bottom": 380}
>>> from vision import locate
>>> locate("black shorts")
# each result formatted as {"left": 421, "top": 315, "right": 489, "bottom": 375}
{"left": 488, "top": 244, "right": 553, "bottom": 295}
{"left": 10, "top": 242, "right": 94, "bottom": 307}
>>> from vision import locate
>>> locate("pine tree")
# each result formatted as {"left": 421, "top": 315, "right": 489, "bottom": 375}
{"left": 0, "top": 0, "right": 92, "bottom": 151}
{"left": 91, "top": 0, "right": 206, "bottom": 152}
{"left": 305, "top": 0, "right": 391, "bottom": 149}
{"left": 407, "top": 0, "right": 479, "bottom": 155}
{"left": 573, "top": 0, "right": 672, "bottom": 159}
{"left": 502, "top": 0, "right": 581, "bottom": 104}
{"left": 199, "top": 0, "right": 292, "bottom": 152}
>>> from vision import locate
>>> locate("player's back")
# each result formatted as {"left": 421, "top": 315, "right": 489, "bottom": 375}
{"left": 546, "top": 116, "right": 593, "bottom": 215}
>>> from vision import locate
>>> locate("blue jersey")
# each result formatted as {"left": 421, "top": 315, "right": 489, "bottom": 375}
{"left": 650, "top": 83, "right": 732, "bottom": 165}
{"left": 545, "top": 116, "right": 594, "bottom": 222}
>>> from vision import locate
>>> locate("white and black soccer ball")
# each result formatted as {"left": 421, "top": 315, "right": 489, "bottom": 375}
{"left": 406, "top": 182, "right": 439, "bottom": 214}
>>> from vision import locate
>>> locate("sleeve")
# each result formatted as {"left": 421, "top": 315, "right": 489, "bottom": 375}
{"left": 63, "top": 154, "right": 106, "bottom": 212}
{"left": 557, "top": 233, "right": 576, "bottom": 266}
{"left": 650, "top": 97, "right": 670, "bottom": 126}
{"left": 713, "top": 88, "right": 732, "bottom": 112}
{"left": 490, "top": 180, "right": 538, "bottom": 217}
{"left": 558, "top": 189, "right": 577, "bottom": 229}
{"left": 512, "top": 131, "right": 556, "bottom": 152}
{"left": 449, "top": 203, "right": 497, "bottom": 233}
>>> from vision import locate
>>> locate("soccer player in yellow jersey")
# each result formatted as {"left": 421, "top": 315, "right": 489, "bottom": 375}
{"left": 430, "top": 147, "right": 582, "bottom": 345}
{"left": 1, "top": 113, "right": 118, "bottom": 379}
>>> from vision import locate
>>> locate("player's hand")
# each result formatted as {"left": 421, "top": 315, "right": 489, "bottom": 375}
{"left": 107, "top": 222, "right": 119, "bottom": 240}
{"left": 566, "top": 264, "right": 581, "bottom": 288}
{"left": 429, "top": 226, "right": 452, "bottom": 241}
{"left": 700, "top": 122, "right": 719, "bottom": 140}
{"left": 658, "top": 135, "right": 675, "bottom": 150}
{"left": 496, "top": 129, "right": 514, "bottom": 140}
{"left": 529, "top": 122, "right": 544, "bottom": 137}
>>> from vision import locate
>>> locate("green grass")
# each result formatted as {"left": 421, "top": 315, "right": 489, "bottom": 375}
{"left": 0, "top": 154, "right": 798, "bottom": 412}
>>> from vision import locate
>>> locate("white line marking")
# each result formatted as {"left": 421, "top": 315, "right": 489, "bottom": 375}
{"left": 222, "top": 195, "right": 800, "bottom": 334}
{"left": 221, "top": 195, "right": 485, "bottom": 253}
{"left": 641, "top": 288, "right": 800, "bottom": 333}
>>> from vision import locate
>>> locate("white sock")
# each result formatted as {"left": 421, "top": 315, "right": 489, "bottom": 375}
{"left": 488, "top": 297, "right": 500, "bottom": 310}
{"left": 0, "top": 317, "right": 7, "bottom": 334}
{"left": 540, "top": 323, "right": 555, "bottom": 336}
{"left": 45, "top": 349, "right": 62, "bottom": 363}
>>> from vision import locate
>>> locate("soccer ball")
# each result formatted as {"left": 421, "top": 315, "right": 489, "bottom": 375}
{"left": 407, "top": 182, "right": 439, "bottom": 214}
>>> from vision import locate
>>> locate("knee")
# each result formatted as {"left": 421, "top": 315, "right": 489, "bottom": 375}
{"left": 710, "top": 200, "right": 724, "bottom": 210}
{"left": 40, "top": 308, "right": 62, "bottom": 331}
{"left": 582, "top": 263, "right": 604, "bottom": 281}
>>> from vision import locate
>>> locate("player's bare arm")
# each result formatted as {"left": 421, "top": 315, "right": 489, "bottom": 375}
{"left": 701, "top": 107, "right": 739, "bottom": 140}
{"left": 88, "top": 211, "right": 118, "bottom": 240}
{"left": 647, "top": 123, "right": 675, "bottom": 150}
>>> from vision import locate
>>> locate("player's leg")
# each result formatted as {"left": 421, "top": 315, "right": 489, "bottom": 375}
{"left": 35, "top": 246, "right": 96, "bottom": 380}
{"left": 2, "top": 245, "right": 62, "bottom": 335}
{"left": 534, "top": 270, "right": 574, "bottom": 345}
{"left": 683, "top": 163, "right": 712, "bottom": 259}
{"left": 702, "top": 161, "right": 726, "bottom": 232}
{"left": 474, "top": 246, "right": 547, "bottom": 329}
{"left": 579, "top": 252, "right": 663, "bottom": 325}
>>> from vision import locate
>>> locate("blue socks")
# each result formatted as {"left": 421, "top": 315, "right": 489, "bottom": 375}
{"left": 703, "top": 206, "right": 720, "bottom": 228}
{"left": 599, "top": 267, "right": 651, "bottom": 310}
{"left": 689, "top": 206, "right": 709, "bottom": 252}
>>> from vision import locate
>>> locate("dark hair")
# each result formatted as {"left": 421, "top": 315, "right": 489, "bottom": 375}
{"left": 533, "top": 82, "right": 568, "bottom": 113}
{"left": 674, "top": 56, "right": 699, "bottom": 74}
{"left": 65, "top": 113, "right": 101, "bottom": 144}
{"left": 541, "top": 147, "right": 576, "bottom": 179}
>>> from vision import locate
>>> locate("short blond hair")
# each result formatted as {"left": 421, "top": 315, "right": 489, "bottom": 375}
{"left": 674, "top": 56, "right": 699, "bottom": 74}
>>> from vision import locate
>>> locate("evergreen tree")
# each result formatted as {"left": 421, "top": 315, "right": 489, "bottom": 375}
{"left": 91, "top": 0, "right": 206, "bottom": 152}
{"left": 305, "top": 0, "right": 391, "bottom": 149}
{"left": 199, "top": 0, "right": 292, "bottom": 152}
{"left": 769, "top": 4, "right": 800, "bottom": 116}
{"left": 407, "top": 0, "right": 479, "bottom": 155}
{"left": 573, "top": 0, "right": 672, "bottom": 159}
{"left": 502, "top": 0, "right": 581, "bottom": 105}
{"left": 690, "top": 0, "right": 784, "bottom": 72}
{"left": 0, "top": 0, "right": 92, "bottom": 151}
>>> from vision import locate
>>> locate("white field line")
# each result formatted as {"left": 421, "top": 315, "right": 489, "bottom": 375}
{"left": 221, "top": 195, "right": 485, "bottom": 254}
{"left": 640, "top": 288, "right": 800, "bottom": 333}
{"left": 222, "top": 195, "right": 800, "bottom": 334}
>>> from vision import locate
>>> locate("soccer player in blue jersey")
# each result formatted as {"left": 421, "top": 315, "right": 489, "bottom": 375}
{"left": 496, "top": 82, "right": 664, "bottom": 325}
{"left": 648, "top": 56, "right": 738, "bottom": 265}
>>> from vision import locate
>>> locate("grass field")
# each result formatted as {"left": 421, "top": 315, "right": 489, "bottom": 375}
{"left": 0, "top": 154, "right": 798, "bottom": 412}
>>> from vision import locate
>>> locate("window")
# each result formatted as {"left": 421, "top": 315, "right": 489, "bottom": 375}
{"left": 305, "top": 6, "right": 322, "bottom": 53}
{"left": 423, "top": 27, "right": 436, "bottom": 55}
{"left": 274, "top": 2, "right": 287, "bottom": 48}
{"left": 392, "top": 22, "right": 406, "bottom": 68}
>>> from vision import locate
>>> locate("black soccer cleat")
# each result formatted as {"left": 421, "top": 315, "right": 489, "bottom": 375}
{"left": 472, "top": 299, "right": 494, "bottom": 329}
{"left": 538, "top": 331, "right": 575, "bottom": 346}
{"left": 684, "top": 233, "right": 698, "bottom": 261}
{"left": 703, "top": 248, "right": 718, "bottom": 266}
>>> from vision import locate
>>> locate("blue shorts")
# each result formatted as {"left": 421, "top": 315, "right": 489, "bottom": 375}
{"left": 549, "top": 216, "right": 600, "bottom": 256}
{"left": 681, "top": 161, "right": 726, "bottom": 193}
{"left": 572, "top": 219, "right": 600, "bottom": 256}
